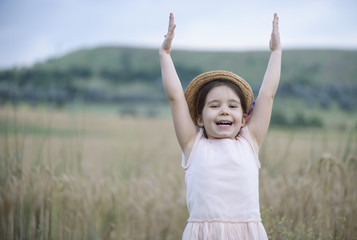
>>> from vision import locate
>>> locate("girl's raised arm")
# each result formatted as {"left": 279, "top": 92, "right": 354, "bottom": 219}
{"left": 160, "top": 13, "right": 198, "bottom": 155}
{"left": 247, "top": 13, "right": 282, "bottom": 150}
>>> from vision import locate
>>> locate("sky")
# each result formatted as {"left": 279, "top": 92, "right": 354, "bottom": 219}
{"left": 0, "top": 0, "right": 356, "bottom": 69}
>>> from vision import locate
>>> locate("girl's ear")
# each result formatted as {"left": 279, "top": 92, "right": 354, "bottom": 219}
{"left": 196, "top": 115, "right": 204, "bottom": 127}
{"left": 241, "top": 113, "right": 247, "bottom": 127}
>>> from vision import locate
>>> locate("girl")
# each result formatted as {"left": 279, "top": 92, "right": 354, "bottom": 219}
{"left": 160, "top": 13, "right": 281, "bottom": 240}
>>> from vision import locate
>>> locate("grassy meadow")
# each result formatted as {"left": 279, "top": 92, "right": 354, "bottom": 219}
{"left": 0, "top": 104, "right": 356, "bottom": 240}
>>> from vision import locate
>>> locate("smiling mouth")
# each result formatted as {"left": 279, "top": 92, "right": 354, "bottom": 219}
{"left": 216, "top": 121, "right": 232, "bottom": 126}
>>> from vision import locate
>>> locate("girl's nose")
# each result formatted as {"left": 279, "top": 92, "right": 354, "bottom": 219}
{"left": 219, "top": 106, "right": 229, "bottom": 115}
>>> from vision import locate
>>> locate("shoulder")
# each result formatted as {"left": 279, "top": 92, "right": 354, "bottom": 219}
{"left": 238, "top": 126, "right": 261, "bottom": 168}
{"left": 238, "top": 126, "right": 259, "bottom": 153}
{"left": 238, "top": 125, "right": 259, "bottom": 153}
{"left": 184, "top": 127, "right": 204, "bottom": 157}
{"left": 182, "top": 128, "right": 204, "bottom": 169}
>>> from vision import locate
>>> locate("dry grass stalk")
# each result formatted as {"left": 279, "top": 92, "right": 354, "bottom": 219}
{"left": 0, "top": 106, "right": 356, "bottom": 239}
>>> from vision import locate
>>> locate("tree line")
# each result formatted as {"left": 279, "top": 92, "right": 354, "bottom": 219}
{"left": 0, "top": 47, "right": 356, "bottom": 113}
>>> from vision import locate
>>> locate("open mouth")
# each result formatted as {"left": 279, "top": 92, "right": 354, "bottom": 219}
{"left": 216, "top": 121, "right": 232, "bottom": 126}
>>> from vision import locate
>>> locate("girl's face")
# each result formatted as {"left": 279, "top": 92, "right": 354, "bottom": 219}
{"left": 197, "top": 85, "right": 247, "bottom": 139}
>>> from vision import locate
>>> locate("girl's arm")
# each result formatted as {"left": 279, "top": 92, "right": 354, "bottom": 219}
{"left": 160, "top": 13, "right": 197, "bottom": 155}
{"left": 247, "top": 13, "right": 282, "bottom": 150}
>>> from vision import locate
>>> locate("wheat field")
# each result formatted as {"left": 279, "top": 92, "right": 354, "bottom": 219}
{"left": 0, "top": 105, "right": 356, "bottom": 240}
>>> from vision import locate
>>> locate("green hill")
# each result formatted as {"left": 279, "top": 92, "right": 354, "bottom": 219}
{"left": 0, "top": 46, "right": 356, "bottom": 112}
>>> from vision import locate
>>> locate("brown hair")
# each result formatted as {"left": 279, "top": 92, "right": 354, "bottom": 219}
{"left": 195, "top": 80, "right": 247, "bottom": 124}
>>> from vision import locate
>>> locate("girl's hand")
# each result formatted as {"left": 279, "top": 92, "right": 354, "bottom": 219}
{"left": 161, "top": 13, "right": 176, "bottom": 54}
{"left": 269, "top": 13, "right": 281, "bottom": 51}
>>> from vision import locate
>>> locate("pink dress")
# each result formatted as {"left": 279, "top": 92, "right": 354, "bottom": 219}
{"left": 181, "top": 126, "right": 268, "bottom": 240}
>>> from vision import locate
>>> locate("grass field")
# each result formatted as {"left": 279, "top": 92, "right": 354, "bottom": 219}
{"left": 0, "top": 105, "right": 356, "bottom": 239}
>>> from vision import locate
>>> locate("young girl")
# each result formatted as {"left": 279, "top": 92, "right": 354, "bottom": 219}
{"left": 160, "top": 13, "right": 281, "bottom": 240}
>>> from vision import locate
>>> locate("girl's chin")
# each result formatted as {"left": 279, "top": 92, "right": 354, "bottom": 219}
{"left": 206, "top": 132, "right": 238, "bottom": 139}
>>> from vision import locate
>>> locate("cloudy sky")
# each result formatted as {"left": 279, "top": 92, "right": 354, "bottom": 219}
{"left": 0, "top": 0, "right": 356, "bottom": 69}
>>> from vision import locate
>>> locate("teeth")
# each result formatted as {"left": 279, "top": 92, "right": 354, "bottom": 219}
{"left": 217, "top": 121, "right": 232, "bottom": 125}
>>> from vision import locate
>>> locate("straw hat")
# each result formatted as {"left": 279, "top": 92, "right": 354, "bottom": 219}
{"left": 184, "top": 70, "right": 254, "bottom": 123}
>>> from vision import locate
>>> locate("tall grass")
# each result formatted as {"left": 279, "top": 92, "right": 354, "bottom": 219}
{"left": 0, "top": 105, "right": 356, "bottom": 239}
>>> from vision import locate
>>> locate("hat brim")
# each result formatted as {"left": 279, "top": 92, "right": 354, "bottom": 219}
{"left": 184, "top": 70, "right": 254, "bottom": 124}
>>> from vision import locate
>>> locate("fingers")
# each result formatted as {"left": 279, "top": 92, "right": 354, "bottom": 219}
{"left": 169, "top": 12, "right": 175, "bottom": 28}
{"left": 270, "top": 13, "right": 281, "bottom": 51}
{"left": 161, "top": 13, "right": 176, "bottom": 54}
{"left": 272, "top": 13, "right": 279, "bottom": 33}
{"left": 166, "top": 13, "right": 176, "bottom": 38}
